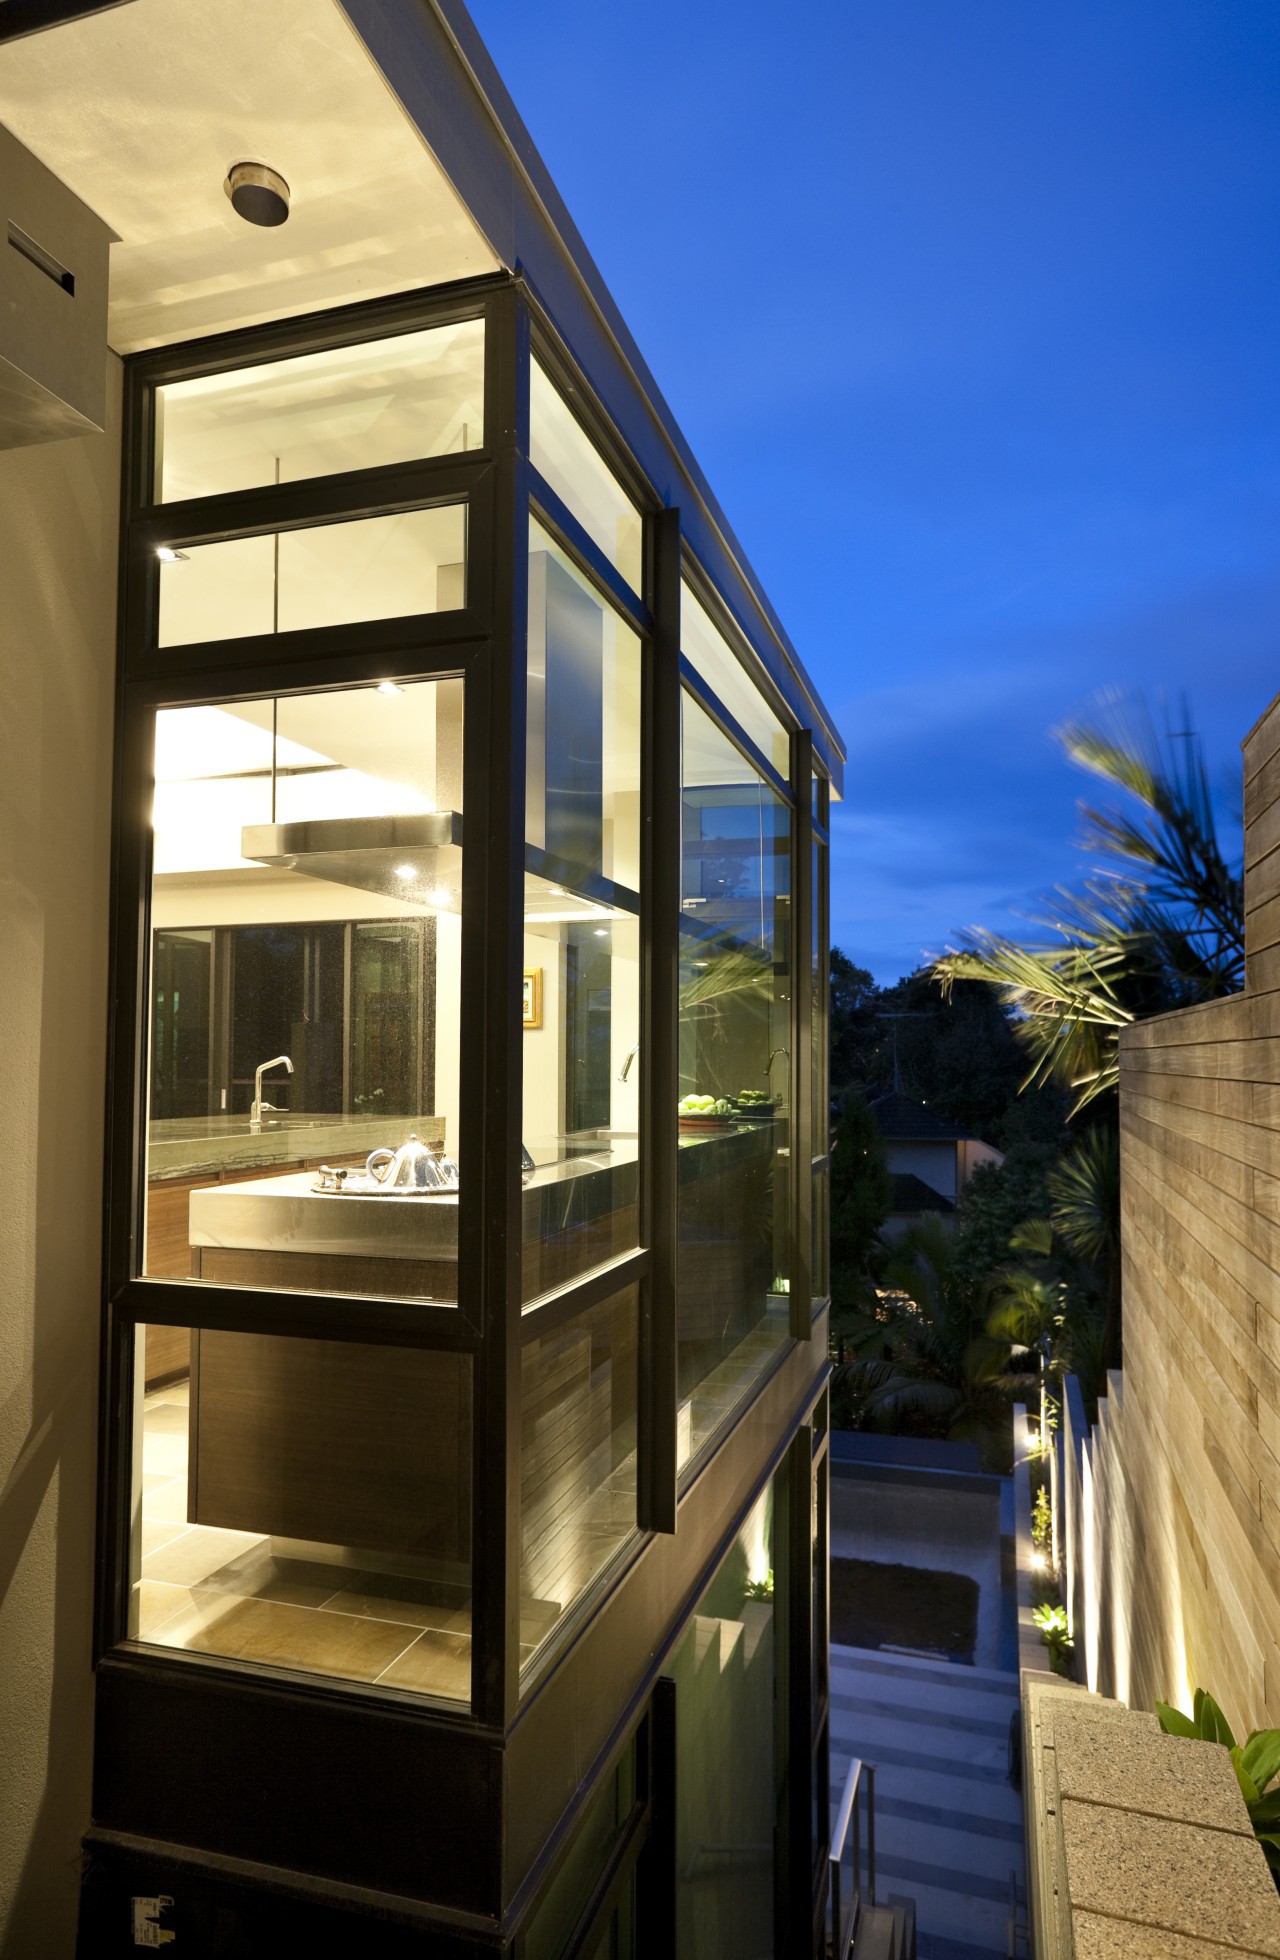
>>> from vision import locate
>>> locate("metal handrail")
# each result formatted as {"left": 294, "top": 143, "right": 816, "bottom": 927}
{"left": 829, "top": 1755, "right": 876, "bottom": 1960}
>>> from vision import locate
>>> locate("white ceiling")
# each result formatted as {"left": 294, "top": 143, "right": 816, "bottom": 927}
{"left": 0, "top": 0, "right": 501, "bottom": 351}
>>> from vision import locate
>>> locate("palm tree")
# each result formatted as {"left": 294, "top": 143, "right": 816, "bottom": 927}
{"left": 935, "top": 697, "right": 1243, "bottom": 1112}
{"left": 985, "top": 1214, "right": 1107, "bottom": 1421}
{"left": 1048, "top": 1126, "right": 1122, "bottom": 1368}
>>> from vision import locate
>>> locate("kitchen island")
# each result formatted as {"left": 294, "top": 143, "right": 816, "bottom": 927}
{"left": 166, "top": 1123, "right": 780, "bottom": 1563}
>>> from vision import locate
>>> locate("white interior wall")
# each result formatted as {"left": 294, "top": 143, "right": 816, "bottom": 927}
{"left": 0, "top": 360, "right": 122, "bottom": 1959}
{"left": 523, "top": 923, "right": 565, "bottom": 1153}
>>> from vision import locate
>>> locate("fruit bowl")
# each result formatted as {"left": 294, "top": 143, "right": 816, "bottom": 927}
{"left": 677, "top": 1095, "right": 736, "bottom": 1132}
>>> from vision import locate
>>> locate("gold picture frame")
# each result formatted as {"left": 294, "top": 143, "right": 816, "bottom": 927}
{"left": 522, "top": 967, "right": 543, "bottom": 1030}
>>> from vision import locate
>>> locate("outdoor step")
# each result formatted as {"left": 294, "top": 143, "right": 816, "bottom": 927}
{"left": 851, "top": 1903, "right": 901, "bottom": 1960}
{"left": 832, "top": 1641, "right": 1019, "bottom": 1691}
{"left": 887, "top": 1893, "right": 917, "bottom": 1960}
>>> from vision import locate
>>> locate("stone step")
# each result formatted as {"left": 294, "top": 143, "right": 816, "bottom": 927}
{"left": 852, "top": 1903, "right": 902, "bottom": 1960}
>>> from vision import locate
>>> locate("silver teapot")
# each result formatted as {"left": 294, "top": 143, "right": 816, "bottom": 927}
{"left": 365, "top": 1133, "right": 459, "bottom": 1193}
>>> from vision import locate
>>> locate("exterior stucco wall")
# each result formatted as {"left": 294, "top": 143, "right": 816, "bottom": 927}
{"left": 884, "top": 1140, "right": 957, "bottom": 1201}
{"left": 0, "top": 363, "right": 121, "bottom": 1956}
{"left": 1070, "top": 692, "right": 1280, "bottom": 1737}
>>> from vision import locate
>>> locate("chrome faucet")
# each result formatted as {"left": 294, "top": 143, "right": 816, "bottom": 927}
{"left": 618, "top": 1040, "right": 640, "bottom": 1084}
{"left": 250, "top": 1054, "right": 294, "bottom": 1132}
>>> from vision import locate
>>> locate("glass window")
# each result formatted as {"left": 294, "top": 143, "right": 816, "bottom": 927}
{"left": 522, "top": 518, "right": 643, "bottom": 1302}
{"left": 143, "top": 678, "right": 465, "bottom": 1307}
{"left": 677, "top": 695, "right": 792, "bottom": 1471}
{"left": 812, "top": 837, "right": 829, "bottom": 1161}
{"left": 812, "top": 1165, "right": 830, "bottom": 1303}
{"left": 522, "top": 1738, "right": 639, "bottom": 1960}
{"left": 530, "top": 360, "right": 643, "bottom": 594}
{"left": 681, "top": 579, "right": 790, "bottom": 780}
{"left": 671, "top": 1482, "right": 778, "bottom": 1958}
{"left": 157, "top": 505, "right": 466, "bottom": 648}
{"left": 155, "top": 318, "right": 485, "bottom": 502}
{"left": 130, "top": 1324, "right": 472, "bottom": 1703}
{"left": 520, "top": 1285, "right": 639, "bottom": 1682}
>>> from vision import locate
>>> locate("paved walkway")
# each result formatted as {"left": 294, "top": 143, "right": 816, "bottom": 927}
{"left": 831, "top": 1643, "right": 1025, "bottom": 1960}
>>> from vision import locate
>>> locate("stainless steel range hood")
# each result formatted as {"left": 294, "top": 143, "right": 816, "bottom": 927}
{"left": 241, "top": 811, "right": 463, "bottom": 903}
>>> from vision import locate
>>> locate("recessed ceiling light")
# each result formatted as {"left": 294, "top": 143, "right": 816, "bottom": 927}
{"left": 224, "top": 160, "right": 291, "bottom": 228}
{"left": 376, "top": 681, "right": 404, "bottom": 697}
{"left": 594, "top": 928, "right": 609, "bottom": 937}
{"left": 395, "top": 864, "right": 418, "bottom": 881}
{"left": 156, "top": 546, "right": 188, "bottom": 563}
{"left": 428, "top": 885, "right": 451, "bottom": 908}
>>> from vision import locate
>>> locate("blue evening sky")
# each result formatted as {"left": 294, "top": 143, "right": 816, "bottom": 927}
{"left": 469, "top": 0, "right": 1280, "bottom": 982}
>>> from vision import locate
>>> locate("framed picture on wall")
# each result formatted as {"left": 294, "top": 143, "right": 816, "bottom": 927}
{"left": 522, "top": 968, "right": 543, "bottom": 1030}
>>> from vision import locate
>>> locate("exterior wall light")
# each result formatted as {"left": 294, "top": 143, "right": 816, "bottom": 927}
{"left": 224, "top": 161, "right": 291, "bottom": 228}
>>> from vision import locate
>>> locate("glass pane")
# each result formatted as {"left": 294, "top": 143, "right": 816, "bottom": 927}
{"left": 156, "top": 318, "right": 485, "bottom": 501}
{"left": 523, "top": 1738, "right": 639, "bottom": 1960}
{"left": 520, "top": 1286, "right": 639, "bottom": 1682}
{"left": 582, "top": 1874, "right": 637, "bottom": 1960}
{"left": 681, "top": 579, "right": 790, "bottom": 780}
{"left": 672, "top": 1482, "right": 777, "bottom": 1959}
{"left": 157, "top": 504, "right": 466, "bottom": 648}
{"left": 812, "top": 1164, "right": 830, "bottom": 1303}
{"left": 531, "top": 359, "right": 642, "bottom": 593}
{"left": 143, "top": 678, "right": 464, "bottom": 1306}
{"left": 813, "top": 837, "right": 829, "bottom": 1161}
{"left": 523, "top": 518, "right": 642, "bottom": 1302}
{"left": 677, "top": 693, "right": 791, "bottom": 1472}
{"left": 130, "top": 1324, "right": 472, "bottom": 1703}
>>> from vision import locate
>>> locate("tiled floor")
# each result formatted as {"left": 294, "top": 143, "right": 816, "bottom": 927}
{"left": 135, "top": 1380, "right": 475, "bottom": 1699}
{"left": 136, "top": 1302, "right": 786, "bottom": 1698}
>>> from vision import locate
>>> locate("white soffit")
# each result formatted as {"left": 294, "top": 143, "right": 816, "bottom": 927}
{"left": 0, "top": 0, "right": 501, "bottom": 352}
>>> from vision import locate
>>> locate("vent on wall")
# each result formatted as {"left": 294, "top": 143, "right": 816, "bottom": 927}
{"left": 1, "top": 120, "right": 110, "bottom": 450}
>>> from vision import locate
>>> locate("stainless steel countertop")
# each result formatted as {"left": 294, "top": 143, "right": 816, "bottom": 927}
{"left": 186, "top": 1142, "right": 642, "bottom": 1261}
{"left": 188, "top": 1171, "right": 461, "bottom": 1262}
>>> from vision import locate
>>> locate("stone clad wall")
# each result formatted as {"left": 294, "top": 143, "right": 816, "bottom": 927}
{"left": 1022, "top": 1676, "right": 1280, "bottom": 1959}
{"left": 1071, "top": 691, "right": 1280, "bottom": 1736}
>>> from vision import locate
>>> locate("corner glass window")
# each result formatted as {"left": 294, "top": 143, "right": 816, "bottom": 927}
{"left": 130, "top": 1324, "right": 472, "bottom": 1703}
{"left": 530, "top": 359, "right": 643, "bottom": 594}
{"left": 155, "top": 318, "right": 485, "bottom": 501}
{"left": 144, "top": 678, "right": 464, "bottom": 1307}
{"left": 522, "top": 518, "right": 643, "bottom": 1302}
{"left": 680, "top": 579, "right": 790, "bottom": 781}
{"left": 157, "top": 504, "right": 466, "bottom": 648}
{"left": 677, "top": 695, "right": 792, "bottom": 1472}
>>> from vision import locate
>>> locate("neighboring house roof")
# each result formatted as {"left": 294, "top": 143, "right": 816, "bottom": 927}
{"left": 870, "top": 1090, "right": 975, "bottom": 1143}
{"left": 888, "top": 1172, "right": 956, "bottom": 1215}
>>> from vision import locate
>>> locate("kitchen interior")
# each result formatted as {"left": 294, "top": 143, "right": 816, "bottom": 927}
{"left": 130, "top": 318, "right": 791, "bottom": 1701}
{"left": 131, "top": 317, "right": 644, "bottom": 1698}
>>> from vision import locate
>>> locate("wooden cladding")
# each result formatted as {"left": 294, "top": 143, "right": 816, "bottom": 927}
{"left": 1101, "top": 688, "right": 1280, "bottom": 1734}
